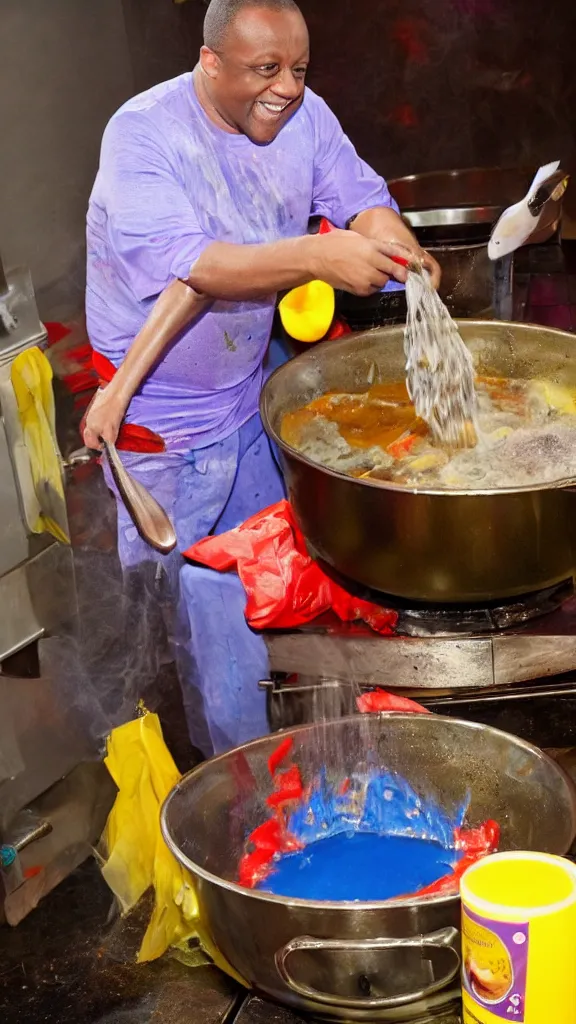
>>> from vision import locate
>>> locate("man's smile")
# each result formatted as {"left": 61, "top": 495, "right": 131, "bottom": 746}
{"left": 254, "top": 98, "right": 294, "bottom": 120}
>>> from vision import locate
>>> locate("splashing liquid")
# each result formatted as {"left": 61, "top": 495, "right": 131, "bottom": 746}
{"left": 404, "top": 268, "right": 478, "bottom": 448}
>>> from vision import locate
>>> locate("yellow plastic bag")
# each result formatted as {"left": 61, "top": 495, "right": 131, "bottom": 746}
{"left": 10, "top": 346, "right": 69, "bottom": 544}
{"left": 102, "top": 712, "right": 245, "bottom": 980}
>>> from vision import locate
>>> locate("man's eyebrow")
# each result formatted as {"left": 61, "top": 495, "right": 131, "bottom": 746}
{"left": 245, "top": 51, "right": 309, "bottom": 64}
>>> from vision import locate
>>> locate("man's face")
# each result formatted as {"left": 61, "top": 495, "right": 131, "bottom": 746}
{"left": 200, "top": 7, "right": 309, "bottom": 144}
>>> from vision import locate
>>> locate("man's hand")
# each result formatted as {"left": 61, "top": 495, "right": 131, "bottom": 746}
{"left": 83, "top": 387, "right": 128, "bottom": 450}
{"left": 348, "top": 206, "right": 442, "bottom": 290}
{"left": 308, "top": 230, "right": 412, "bottom": 296}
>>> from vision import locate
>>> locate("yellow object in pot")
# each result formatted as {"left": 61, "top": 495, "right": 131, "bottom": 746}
{"left": 461, "top": 851, "right": 576, "bottom": 1023}
{"left": 102, "top": 711, "right": 246, "bottom": 980}
{"left": 11, "top": 346, "right": 69, "bottom": 544}
{"left": 279, "top": 280, "right": 335, "bottom": 342}
{"left": 529, "top": 380, "right": 576, "bottom": 415}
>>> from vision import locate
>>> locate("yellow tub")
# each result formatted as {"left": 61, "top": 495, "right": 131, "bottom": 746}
{"left": 461, "top": 851, "right": 576, "bottom": 1023}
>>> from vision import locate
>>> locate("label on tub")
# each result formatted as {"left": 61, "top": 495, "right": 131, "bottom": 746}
{"left": 461, "top": 907, "right": 528, "bottom": 1022}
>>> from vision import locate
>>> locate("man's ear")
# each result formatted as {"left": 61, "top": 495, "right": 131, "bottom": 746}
{"left": 200, "top": 45, "right": 221, "bottom": 79}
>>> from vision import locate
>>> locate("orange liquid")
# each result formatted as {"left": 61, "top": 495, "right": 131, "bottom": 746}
{"left": 281, "top": 381, "right": 426, "bottom": 452}
{"left": 281, "top": 377, "right": 525, "bottom": 456}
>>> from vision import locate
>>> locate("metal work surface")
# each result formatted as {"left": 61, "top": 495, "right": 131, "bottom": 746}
{"left": 265, "top": 593, "right": 576, "bottom": 692}
{"left": 265, "top": 626, "right": 576, "bottom": 691}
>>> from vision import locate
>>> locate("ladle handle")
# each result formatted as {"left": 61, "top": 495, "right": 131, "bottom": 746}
{"left": 274, "top": 927, "right": 460, "bottom": 1010}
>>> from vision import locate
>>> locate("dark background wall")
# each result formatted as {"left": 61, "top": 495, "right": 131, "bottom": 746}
{"left": 0, "top": 0, "right": 134, "bottom": 320}
{"left": 1, "top": 0, "right": 575, "bottom": 321}
{"left": 124, "top": 0, "right": 576, "bottom": 176}
{"left": 306, "top": 0, "right": 576, "bottom": 180}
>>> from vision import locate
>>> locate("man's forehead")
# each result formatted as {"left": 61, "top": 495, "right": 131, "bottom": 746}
{"left": 222, "top": 7, "right": 309, "bottom": 60}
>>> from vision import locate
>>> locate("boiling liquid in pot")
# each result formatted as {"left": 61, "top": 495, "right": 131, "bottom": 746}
{"left": 281, "top": 377, "right": 576, "bottom": 489}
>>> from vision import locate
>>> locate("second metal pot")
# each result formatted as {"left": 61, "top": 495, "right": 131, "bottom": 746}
{"left": 260, "top": 320, "right": 576, "bottom": 603}
{"left": 387, "top": 167, "right": 563, "bottom": 248}
{"left": 162, "top": 714, "right": 576, "bottom": 1021}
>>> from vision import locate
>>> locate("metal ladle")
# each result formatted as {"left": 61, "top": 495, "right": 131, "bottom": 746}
{"left": 102, "top": 439, "right": 177, "bottom": 554}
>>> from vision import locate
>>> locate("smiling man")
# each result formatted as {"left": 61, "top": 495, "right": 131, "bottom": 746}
{"left": 84, "top": 0, "right": 439, "bottom": 758}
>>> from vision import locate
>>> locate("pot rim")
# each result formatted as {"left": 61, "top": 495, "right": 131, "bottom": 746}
{"left": 160, "top": 712, "right": 576, "bottom": 912}
{"left": 260, "top": 319, "right": 576, "bottom": 498}
{"left": 388, "top": 165, "right": 537, "bottom": 187}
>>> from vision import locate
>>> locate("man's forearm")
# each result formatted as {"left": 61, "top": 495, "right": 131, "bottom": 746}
{"left": 96, "top": 234, "right": 320, "bottom": 414}
{"left": 101, "top": 208, "right": 418, "bottom": 403}
{"left": 348, "top": 206, "right": 418, "bottom": 250}
{"left": 83, "top": 280, "right": 211, "bottom": 447}
{"left": 187, "top": 235, "right": 319, "bottom": 300}
{"left": 104, "top": 280, "right": 210, "bottom": 406}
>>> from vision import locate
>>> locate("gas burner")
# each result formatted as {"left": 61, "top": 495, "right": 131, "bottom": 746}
{"left": 312, "top": 558, "right": 575, "bottom": 638}
{"left": 393, "top": 578, "right": 575, "bottom": 637}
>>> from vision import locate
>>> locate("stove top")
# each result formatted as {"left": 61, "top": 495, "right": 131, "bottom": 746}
{"left": 262, "top": 581, "right": 576, "bottom": 748}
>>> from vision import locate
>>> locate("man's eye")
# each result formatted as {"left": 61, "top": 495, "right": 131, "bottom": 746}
{"left": 293, "top": 66, "right": 308, "bottom": 77}
{"left": 256, "top": 64, "right": 279, "bottom": 75}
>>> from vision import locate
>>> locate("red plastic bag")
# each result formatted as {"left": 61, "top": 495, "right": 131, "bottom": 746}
{"left": 184, "top": 500, "right": 397, "bottom": 634}
{"left": 356, "top": 689, "right": 430, "bottom": 714}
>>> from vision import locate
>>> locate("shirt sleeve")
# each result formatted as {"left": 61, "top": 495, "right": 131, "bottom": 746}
{"left": 97, "top": 110, "right": 212, "bottom": 302}
{"left": 310, "top": 95, "right": 399, "bottom": 229}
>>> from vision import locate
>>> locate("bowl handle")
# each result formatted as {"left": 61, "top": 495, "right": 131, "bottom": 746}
{"left": 274, "top": 927, "right": 460, "bottom": 1010}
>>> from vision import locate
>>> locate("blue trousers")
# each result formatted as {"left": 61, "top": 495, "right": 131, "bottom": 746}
{"left": 104, "top": 412, "right": 285, "bottom": 757}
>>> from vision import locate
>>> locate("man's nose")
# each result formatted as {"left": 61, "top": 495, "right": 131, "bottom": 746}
{"left": 270, "top": 69, "right": 303, "bottom": 100}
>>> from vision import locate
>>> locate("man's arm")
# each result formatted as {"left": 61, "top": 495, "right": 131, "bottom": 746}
{"left": 83, "top": 228, "right": 412, "bottom": 447}
{"left": 83, "top": 280, "right": 209, "bottom": 448}
{"left": 83, "top": 225, "right": 416, "bottom": 447}
{"left": 185, "top": 230, "right": 410, "bottom": 299}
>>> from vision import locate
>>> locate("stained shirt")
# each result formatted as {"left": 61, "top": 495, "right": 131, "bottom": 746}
{"left": 86, "top": 72, "right": 397, "bottom": 451}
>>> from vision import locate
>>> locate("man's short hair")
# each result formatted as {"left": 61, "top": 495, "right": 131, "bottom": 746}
{"left": 203, "top": 0, "right": 301, "bottom": 51}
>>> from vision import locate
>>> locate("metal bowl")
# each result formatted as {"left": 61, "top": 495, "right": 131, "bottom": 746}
{"left": 162, "top": 713, "right": 576, "bottom": 1021}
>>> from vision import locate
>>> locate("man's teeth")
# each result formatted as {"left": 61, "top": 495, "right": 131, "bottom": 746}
{"left": 261, "top": 102, "right": 288, "bottom": 112}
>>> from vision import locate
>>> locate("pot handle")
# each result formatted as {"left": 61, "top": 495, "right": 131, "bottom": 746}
{"left": 274, "top": 926, "right": 460, "bottom": 1010}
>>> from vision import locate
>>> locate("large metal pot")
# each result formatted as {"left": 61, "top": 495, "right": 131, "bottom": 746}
{"left": 260, "top": 320, "right": 576, "bottom": 603}
{"left": 161, "top": 713, "right": 576, "bottom": 1021}
{"left": 388, "top": 168, "right": 563, "bottom": 247}
{"left": 387, "top": 168, "right": 564, "bottom": 319}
